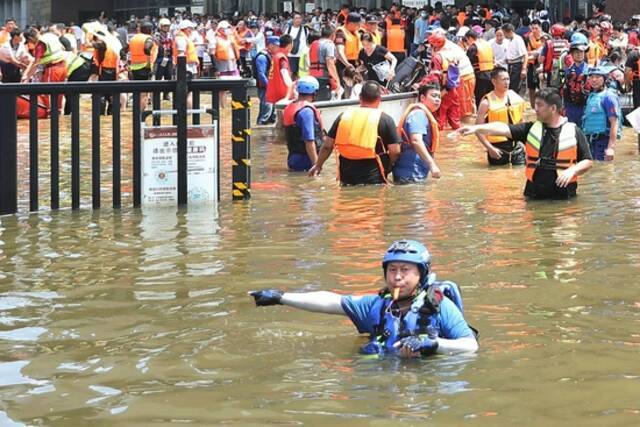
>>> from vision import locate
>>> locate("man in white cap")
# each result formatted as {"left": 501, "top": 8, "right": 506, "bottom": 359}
{"left": 175, "top": 19, "right": 199, "bottom": 108}
{"left": 208, "top": 20, "right": 240, "bottom": 79}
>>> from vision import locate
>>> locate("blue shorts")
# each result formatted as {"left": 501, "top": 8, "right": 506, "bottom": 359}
{"left": 588, "top": 135, "right": 608, "bottom": 161}
{"left": 287, "top": 153, "right": 313, "bottom": 171}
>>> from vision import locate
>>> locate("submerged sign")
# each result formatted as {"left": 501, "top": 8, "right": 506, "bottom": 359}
{"left": 141, "top": 124, "right": 218, "bottom": 205}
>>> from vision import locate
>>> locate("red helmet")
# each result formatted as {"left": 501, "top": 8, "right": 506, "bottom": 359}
{"left": 600, "top": 21, "right": 613, "bottom": 35}
{"left": 551, "top": 24, "right": 566, "bottom": 38}
{"left": 427, "top": 33, "right": 446, "bottom": 49}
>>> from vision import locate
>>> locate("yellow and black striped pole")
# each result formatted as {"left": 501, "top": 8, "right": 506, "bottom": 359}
{"left": 231, "top": 86, "right": 251, "bottom": 200}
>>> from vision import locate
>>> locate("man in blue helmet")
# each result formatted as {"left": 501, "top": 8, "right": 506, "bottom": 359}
{"left": 562, "top": 33, "right": 591, "bottom": 125}
{"left": 250, "top": 240, "right": 478, "bottom": 357}
{"left": 582, "top": 66, "right": 622, "bottom": 161}
{"left": 282, "top": 76, "right": 324, "bottom": 171}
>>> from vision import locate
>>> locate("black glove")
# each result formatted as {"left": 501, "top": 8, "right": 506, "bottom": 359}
{"left": 250, "top": 289, "right": 284, "bottom": 306}
{"left": 396, "top": 335, "right": 439, "bottom": 356}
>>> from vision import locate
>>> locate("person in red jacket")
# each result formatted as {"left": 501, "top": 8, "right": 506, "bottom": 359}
{"left": 266, "top": 34, "right": 294, "bottom": 104}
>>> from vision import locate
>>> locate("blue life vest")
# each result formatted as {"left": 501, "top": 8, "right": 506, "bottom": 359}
{"left": 360, "top": 275, "right": 467, "bottom": 355}
{"left": 582, "top": 89, "right": 622, "bottom": 139}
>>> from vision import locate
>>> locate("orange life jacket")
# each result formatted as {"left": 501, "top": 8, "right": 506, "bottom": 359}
{"left": 525, "top": 121, "right": 578, "bottom": 184}
{"left": 527, "top": 34, "right": 543, "bottom": 64}
{"left": 214, "top": 35, "right": 239, "bottom": 61}
{"left": 338, "top": 26, "right": 361, "bottom": 61}
{"left": 474, "top": 38, "right": 494, "bottom": 72}
{"left": 397, "top": 103, "right": 440, "bottom": 154}
{"left": 234, "top": 28, "right": 251, "bottom": 50}
{"left": 173, "top": 31, "right": 199, "bottom": 65}
{"left": 129, "top": 33, "right": 158, "bottom": 70}
{"left": 0, "top": 29, "right": 9, "bottom": 45}
{"left": 483, "top": 90, "right": 525, "bottom": 143}
{"left": 386, "top": 24, "right": 405, "bottom": 53}
{"left": 94, "top": 46, "right": 119, "bottom": 71}
{"left": 265, "top": 50, "right": 290, "bottom": 104}
{"left": 283, "top": 101, "right": 324, "bottom": 153}
{"left": 308, "top": 39, "right": 325, "bottom": 77}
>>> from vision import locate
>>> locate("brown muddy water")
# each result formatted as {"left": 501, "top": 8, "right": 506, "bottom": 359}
{"left": 1, "top": 98, "right": 640, "bottom": 426}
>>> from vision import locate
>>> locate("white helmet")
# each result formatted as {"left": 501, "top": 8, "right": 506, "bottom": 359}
{"left": 159, "top": 18, "right": 171, "bottom": 27}
{"left": 179, "top": 19, "right": 195, "bottom": 30}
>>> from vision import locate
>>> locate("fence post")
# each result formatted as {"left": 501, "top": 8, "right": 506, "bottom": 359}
{"left": 231, "top": 83, "right": 251, "bottom": 200}
{"left": 0, "top": 95, "right": 17, "bottom": 215}
{"left": 176, "top": 56, "right": 188, "bottom": 206}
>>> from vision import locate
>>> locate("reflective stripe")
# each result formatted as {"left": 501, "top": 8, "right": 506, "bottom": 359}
{"left": 39, "top": 33, "right": 65, "bottom": 66}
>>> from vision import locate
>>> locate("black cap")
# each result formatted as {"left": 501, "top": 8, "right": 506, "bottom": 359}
{"left": 347, "top": 12, "right": 362, "bottom": 23}
{"left": 365, "top": 14, "right": 379, "bottom": 23}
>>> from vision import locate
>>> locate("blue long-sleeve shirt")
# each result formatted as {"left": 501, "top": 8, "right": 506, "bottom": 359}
{"left": 255, "top": 51, "right": 270, "bottom": 88}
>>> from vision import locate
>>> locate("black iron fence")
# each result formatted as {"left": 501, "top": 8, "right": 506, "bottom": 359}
{"left": 0, "top": 57, "right": 251, "bottom": 216}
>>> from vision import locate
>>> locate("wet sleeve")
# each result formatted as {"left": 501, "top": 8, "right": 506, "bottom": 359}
{"left": 405, "top": 110, "right": 428, "bottom": 136}
{"left": 575, "top": 128, "right": 593, "bottom": 161}
{"left": 327, "top": 113, "right": 343, "bottom": 139}
{"left": 378, "top": 113, "right": 402, "bottom": 146}
{"left": 437, "top": 298, "right": 474, "bottom": 339}
{"left": 295, "top": 107, "right": 316, "bottom": 141}
{"left": 508, "top": 122, "right": 534, "bottom": 143}
{"left": 601, "top": 93, "right": 620, "bottom": 120}
{"left": 340, "top": 295, "right": 379, "bottom": 334}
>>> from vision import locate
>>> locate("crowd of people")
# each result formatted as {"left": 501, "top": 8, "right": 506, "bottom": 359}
{"left": 0, "top": 1, "right": 639, "bottom": 198}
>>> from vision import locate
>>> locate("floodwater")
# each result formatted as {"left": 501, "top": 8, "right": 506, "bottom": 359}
{"left": 1, "top": 101, "right": 640, "bottom": 426}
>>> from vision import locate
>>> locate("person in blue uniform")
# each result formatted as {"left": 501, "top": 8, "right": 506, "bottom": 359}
{"left": 282, "top": 76, "right": 324, "bottom": 171}
{"left": 582, "top": 66, "right": 622, "bottom": 161}
{"left": 250, "top": 240, "right": 478, "bottom": 357}
{"left": 562, "top": 33, "right": 590, "bottom": 125}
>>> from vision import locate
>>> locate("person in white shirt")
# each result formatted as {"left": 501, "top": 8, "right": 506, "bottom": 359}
{"left": 285, "top": 11, "right": 308, "bottom": 78}
{"left": 490, "top": 28, "right": 509, "bottom": 69}
{"left": 502, "top": 23, "right": 528, "bottom": 93}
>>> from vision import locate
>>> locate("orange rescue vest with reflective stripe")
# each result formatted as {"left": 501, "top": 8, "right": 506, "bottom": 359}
{"left": 525, "top": 121, "right": 578, "bottom": 184}
{"left": 173, "top": 31, "right": 199, "bottom": 64}
{"left": 215, "top": 35, "right": 239, "bottom": 61}
{"left": 484, "top": 90, "right": 525, "bottom": 143}
{"left": 397, "top": 103, "right": 440, "bottom": 154}
{"left": 129, "top": 33, "right": 158, "bottom": 70}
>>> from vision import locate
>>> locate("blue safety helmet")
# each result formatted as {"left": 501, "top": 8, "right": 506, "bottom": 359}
{"left": 587, "top": 65, "right": 616, "bottom": 76}
{"left": 570, "top": 33, "right": 589, "bottom": 50}
{"left": 296, "top": 76, "right": 320, "bottom": 95}
{"left": 382, "top": 240, "right": 432, "bottom": 282}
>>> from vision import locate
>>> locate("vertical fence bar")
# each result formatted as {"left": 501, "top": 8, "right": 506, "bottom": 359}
{"left": 91, "top": 94, "right": 101, "bottom": 209}
{"left": 0, "top": 94, "right": 17, "bottom": 215}
{"left": 132, "top": 92, "right": 141, "bottom": 207}
{"left": 176, "top": 56, "right": 188, "bottom": 206}
{"left": 71, "top": 92, "right": 81, "bottom": 210}
{"left": 152, "top": 91, "right": 161, "bottom": 126}
{"left": 212, "top": 91, "right": 220, "bottom": 201}
{"left": 29, "top": 95, "right": 39, "bottom": 211}
{"left": 50, "top": 93, "right": 60, "bottom": 210}
{"left": 231, "top": 83, "right": 251, "bottom": 200}
{"left": 192, "top": 90, "right": 200, "bottom": 125}
{"left": 112, "top": 93, "right": 121, "bottom": 209}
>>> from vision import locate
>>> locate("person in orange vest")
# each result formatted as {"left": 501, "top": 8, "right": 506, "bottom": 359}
{"left": 91, "top": 30, "right": 121, "bottom": 115}
{"left": 335, "top": 12, "right": 362, "bottom": 85}
{"left": 364, "top": 14, "right": 382, "bottom": 46}
{"left": 208, "top": 20, "right": 240, "bottom": 78}
{"left": 525, "top": 19, "right": 544, "bottom": 107}
{"left": 0, "top": 18, "right": 16, "bottom": 45}
{"left": 337, "top": 4, "right": 350, "bottom": 26}
{"left": 265, "top": 34, "right": 294, "bottom": 104}
{"left": 475, "top": 67, "right": 527, "bottom": 166}
{"left": 586, "top": 20, "right": 604, "bottom": 66}
{"left": 129, "top": 21, "right": 157, "bottom": 110}
{"left": 457, "top": 88, "right": 593, "bottom": 200}
{"left": 386, "top": 18, "right": 406, "bottom": 64}
{"left": 308, "top": 81, "right": 401, "bottom": 185}
{"left": 308, "top": 26, "right": 341, "bottom": 101}
{"left": 393, "top": 83, "right": 443, "bottom": 183}
{"left": 234, "top": 19, "right": 253, "bottom": 77}
{"left": 463, "top": 29, "right": 494, "bottom": 108}
{"left": 596, "top": 21, "right": 612, "bottom": 61}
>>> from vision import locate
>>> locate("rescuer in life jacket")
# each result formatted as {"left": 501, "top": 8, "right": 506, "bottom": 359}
{"left": 457, "top": 88, "right": 593, "bottom": 200}
{"left": 475, "top": 66, "right": 527, "bottom": 166}
{"left": 308, "top": 80, "right": 401, "bottom": 185}
{"left": 393, "top": 82, "right": 443, "bottom": 183}
{"left": 581, "top": 66, "right": 622, "bottom": 161}
{"left": 250, "top": 239, "right": 479, "bottom": 358}
{"left": 462, "top": 29, "right": 494, "bottom": 108}
{"left": 562, "top": 33, "right": 591, "bottom": 125}
{"left": 282, "top": 77, "right": 325, "bottom": 172}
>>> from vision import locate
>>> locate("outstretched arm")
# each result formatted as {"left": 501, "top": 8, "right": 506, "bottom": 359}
{"left": 250, "top": 289, "right": 346, "bottom": 315}
{"left": 435, "top": 336, "right": 478, "bottom": 354}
